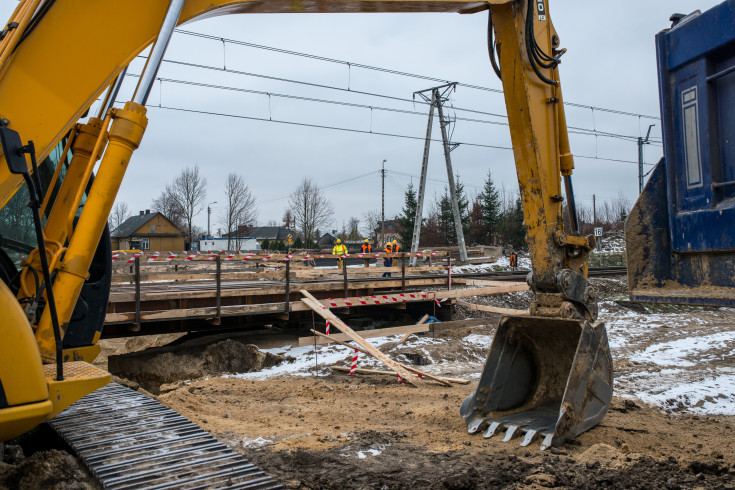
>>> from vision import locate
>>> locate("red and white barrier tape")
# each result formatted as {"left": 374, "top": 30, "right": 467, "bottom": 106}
{"left": 435, "top": 298, "right": 449, "bottom": 307}
{"left": 325, "top": 320, "right": 330, "bottom": 336}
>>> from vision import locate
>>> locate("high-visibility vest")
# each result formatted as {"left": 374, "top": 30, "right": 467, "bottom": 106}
{"left": 383, "top": 244, "right": 392, "bottom": 254}
{"left": 332, "top": 244, "right": 347, "bottom": 256}
{"left": 393, "top": 243, "right": 400, "bottom": 252}
{"left": 362, "top": 243, "right": 371, "bottom": 253}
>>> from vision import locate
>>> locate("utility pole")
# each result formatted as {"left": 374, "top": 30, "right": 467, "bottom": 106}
{"left": 409, "top": 90, "right": 436, "bottom": 266}
{"left": 638, "top": 124, "right": 655, "bottom": 193}
{"left": 381, "top": 159, "right": 386, "bottom": 247}
{"left": 410, "top": 82, "right": 467, "bottom": 263}
{"left": 207, "top": 201, "right": 217, "bottom": 238}
{"left": 592, "top": 194, "right": 596, "bottom": 225}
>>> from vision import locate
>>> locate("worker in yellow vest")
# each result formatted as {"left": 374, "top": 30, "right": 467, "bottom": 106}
{"left": 332, "top": 239, "right": 348, "bottom": 268}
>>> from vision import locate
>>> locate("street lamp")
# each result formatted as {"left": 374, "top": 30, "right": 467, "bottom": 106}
{"left": 207, "top": 201, "right": 217, "bottom": 238}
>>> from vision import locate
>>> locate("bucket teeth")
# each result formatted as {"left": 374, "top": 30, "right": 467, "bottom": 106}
{"left": 520, "top": 429, "right": 537, "bottom": 446}
{"left": 467, "top": 418, "right": 484, "bottom": 434}
{"left": 501, "top": 425, "right": 518, "bottom": 442}
{"left": 483, "top": 421, "right": 500, "bottom": 438}
{"left": 540, "top": 433, "right": 554, "bottom": 451}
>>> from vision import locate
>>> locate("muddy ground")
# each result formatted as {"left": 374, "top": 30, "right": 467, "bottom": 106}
{"left": 3, "top": 276, "right": 735, "bottom": 488}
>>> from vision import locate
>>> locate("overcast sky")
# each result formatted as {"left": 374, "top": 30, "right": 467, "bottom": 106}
{"left": 2, "top": 1, "right": 721, "bottom": 236}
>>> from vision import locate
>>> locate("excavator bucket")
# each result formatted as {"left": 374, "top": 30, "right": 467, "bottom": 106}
{"left": 461, "top": 315, "right": 612, "bottom": 450}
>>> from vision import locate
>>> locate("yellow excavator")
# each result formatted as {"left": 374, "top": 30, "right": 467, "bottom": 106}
{"left": 10, "top": 0, "right": 717, "bottom": 451}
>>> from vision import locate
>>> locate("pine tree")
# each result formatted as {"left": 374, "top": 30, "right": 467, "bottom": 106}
{"left": 293, "top": 236, "right": 304, "bottom": 249}
{"left": 438, "top": 189, "right": 453, "bottom": 246}
{"left": 261, "top": 238, "right": 270, "bottom": 250}
{"left": 479, "top": 170, "right": 501, "bottom": 244}
{"left": 397, "top": 182, "right": 420, "bottom": 248}
{"left": 509, "top": 197, "right": 527, "bottom": 250}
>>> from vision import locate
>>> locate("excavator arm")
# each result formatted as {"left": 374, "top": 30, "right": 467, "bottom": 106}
{"left": 0, "top": 0, "right": 611, "bottom": 450}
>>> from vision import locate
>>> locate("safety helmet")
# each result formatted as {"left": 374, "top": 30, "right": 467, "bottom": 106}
{"left": 364, "top": 239, "right": 369, "bottom": 242}
{"left": 392, "top": 240, "right": 397, "bottom": 244}
{"left": 336, "top": 239, "right": 341, "bottom": 244}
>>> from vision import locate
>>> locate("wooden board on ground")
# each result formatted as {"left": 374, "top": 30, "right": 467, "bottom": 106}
{"left": 297, "top": 317, "right": 484, "bottom": 346}
{"left": 456, "top": 299, "right": 529, "bottom": 316}
{"left": 397, "top": 314, "right": 429, "bottom": 345}
{"left": 332, "top": 366, "right": 469, "bottom": 385}
{"left": 300, "top": 290, "right": 426, "bottom": 387}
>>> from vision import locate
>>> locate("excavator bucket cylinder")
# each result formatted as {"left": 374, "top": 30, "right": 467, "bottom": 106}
{"left": 461, "top": 316, "right": 612, "bottom": 450}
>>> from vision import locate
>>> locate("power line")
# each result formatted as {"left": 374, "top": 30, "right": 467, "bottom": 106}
{"left": 139, "top": 71, "right": 660, "bottom": 145}
{"left": 174, "top": 28, "right": 661, "bottom": 121}
{"left": 146, "top": 103, "right": 656, "bottom": 167}
{"left": 258, "top": 170, "right": 377, "bottom": 204}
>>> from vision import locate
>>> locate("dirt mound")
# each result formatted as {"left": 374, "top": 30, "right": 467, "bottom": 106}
{"left": 108, "top": 336, "right": 290, "bottom": 393}
{"left": 0, "top": 446, "right": 99, "bottom": 490}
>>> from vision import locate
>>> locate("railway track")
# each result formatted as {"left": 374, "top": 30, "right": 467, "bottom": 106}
{"left": 51, "top": 383, "right": 281, "bottom": 489}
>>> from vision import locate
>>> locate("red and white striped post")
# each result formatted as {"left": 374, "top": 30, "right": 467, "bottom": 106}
{"left": 349, "top": 349, "right": 358, "bottom": 375}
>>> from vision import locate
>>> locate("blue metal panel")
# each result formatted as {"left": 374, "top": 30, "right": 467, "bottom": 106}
{"left": 656, "top": 1, "right": 735, "bottom": 253}
{"left": 664, "top": 1, "right": 735, "bottom": 70}
{"left": 626, "top": 1, "right": 735, "bottom": 307}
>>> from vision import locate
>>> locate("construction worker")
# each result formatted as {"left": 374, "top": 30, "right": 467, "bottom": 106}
{"left": 382, "top": 241, "right": 393, "bottom": 277}
{"left": 332, "top": 238, "right": 348, "bottom": 268}
{"left": 392, "top": 239, "right": 400, "bottom": 253}
{"left": 362, "top": 239, "right": 371, "bottom": 253}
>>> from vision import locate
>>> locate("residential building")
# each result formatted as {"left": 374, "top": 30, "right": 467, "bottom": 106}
{"left": 111, "top": 211, "right": 185, "bottom": 251}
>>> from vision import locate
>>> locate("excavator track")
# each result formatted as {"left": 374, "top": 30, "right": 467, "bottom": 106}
{"left": 50, "top": 383, "right": 281, "bottom": 489}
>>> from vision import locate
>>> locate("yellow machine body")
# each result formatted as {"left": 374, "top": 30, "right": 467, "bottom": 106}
{"left": 0, "top": 0, "right": 609, "bottom": 448}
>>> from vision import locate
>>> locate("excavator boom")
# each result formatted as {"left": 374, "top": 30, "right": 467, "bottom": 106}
{"left": 0, "top": 0, "right": 615, "bottom": 451}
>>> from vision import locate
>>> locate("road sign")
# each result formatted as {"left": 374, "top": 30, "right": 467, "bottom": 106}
{"left": 594, "top": 227, "right": 603, "bottom": 237}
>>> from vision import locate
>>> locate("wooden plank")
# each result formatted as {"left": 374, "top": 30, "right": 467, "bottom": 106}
{"left": 298, "top": 322, "right": 431, "bottom": 346}
{"left": 397, "top": 314, "right": 429, "bottom": 345}
{"left": 332, "top": 366, "right": 469, "bottom": 385}
{"left": 452, "top": 278, "right": 520, "bottom": 287}
{"left": 109, "top": 277, "right": 448, "bottom": 302}
{"left": 314, "top": 333, "right": 451, "bottom": 387}
{"left": 456, "top": 299, "right": 529, "bottom": 316}
{"left": 300, "top": 290, "right": 425, "bottom": 388}
{"left": 429, "top": 318, "right": 487, "bottom": 332}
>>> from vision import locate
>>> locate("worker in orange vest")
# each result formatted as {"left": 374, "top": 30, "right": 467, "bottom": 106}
{"left": 392, "top": 239, "right": 400, "bottom": 253}
{"left": 362, "top": 239, "right": 371, "bottom": 253}
{"left": 382, "top": 241, "right": 393, "bottom": 277}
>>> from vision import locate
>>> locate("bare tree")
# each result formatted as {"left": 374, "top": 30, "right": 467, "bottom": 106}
{"left": 219, "top": 173, "right": 257, "bottom": 250}
{"left": 109, "top": 201, "right": 130, "bottom": 232}
{"left": 151, "top": 185, "right": 185, "bottom": 230}
{"left": 282, "top": 210, "right": 294, "bottom": 230}
{"left": 288, "top": 178, "right": 334, "bottom": 246}
{"left": 347, "top": 217, "right": 361, "bottom": 240}
{"left": 361, "top": 209, "right": 381, "bottom": 239}
{"left": 171, "top": 164, "right": 207, "bottom": 245}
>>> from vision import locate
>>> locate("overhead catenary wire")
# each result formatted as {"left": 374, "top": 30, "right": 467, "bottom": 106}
{"left": 128, "top": 70, "right": 660, "bottom": 146}
{"left": 146, "top": 103, "right": 656, "bottom": 167}
{"left": 173, "top": 28, "right": 661, "bottom": 121}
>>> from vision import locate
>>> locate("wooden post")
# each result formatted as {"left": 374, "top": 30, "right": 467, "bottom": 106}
{"left": 134, "top": 255, "right": 141, "bottom": 331}
{"left": 363, "top": 258, "right": 370, "bottom": 268}
{"left": 215, "top": 255, "right": 221, "bottom": 322}
{"left": 401, "top": 253, "right": 406, "bottom": 291}
{"left": 284, "top": 259, "right": 291, "bottom": 315}
{"left": 447, "top": 252, "right": 452, "bottom": 290}
{"left": 342, "top": 256, "right": 349, "bottom": 299}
